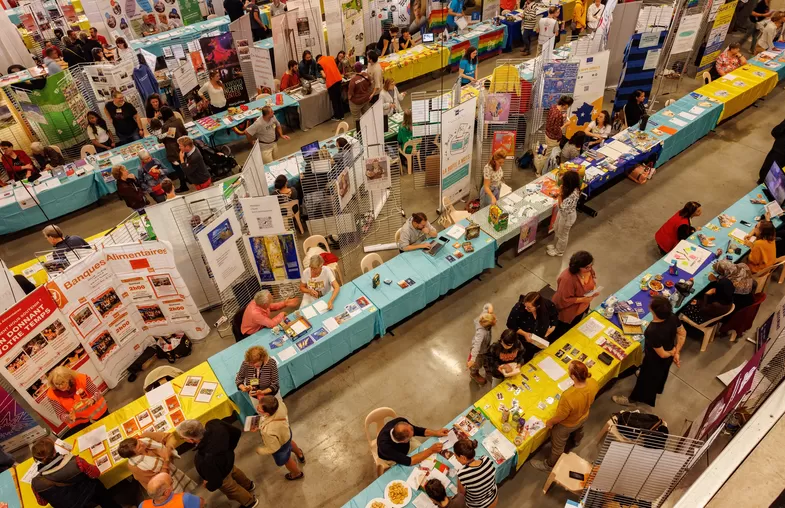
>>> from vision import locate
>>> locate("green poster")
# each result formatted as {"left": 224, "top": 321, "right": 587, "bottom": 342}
{"left": 179, "top": 0, "right": 204, "bottom": 26}
{"left": 24, "top": 71, "right": 88, "bottom": 147}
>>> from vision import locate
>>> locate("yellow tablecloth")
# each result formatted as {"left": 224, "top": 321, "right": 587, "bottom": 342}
{"left": 694, "top": 65, "right": 779, "bottom": 122}
{"left": 474, "top": 312, "right": 642, "bottom": 467}
{"left": 16, "top": 362, "right": 236, "bottom": 507}
{"left": 381, "top": 46, "right": 450, "bottom": 84}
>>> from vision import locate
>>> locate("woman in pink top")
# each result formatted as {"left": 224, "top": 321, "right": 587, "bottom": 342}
{"left": 241, "top": 290, "right": 299, "bottom": 335}
{"left": 552, "top": 251, "right": 598, "bottom": 338}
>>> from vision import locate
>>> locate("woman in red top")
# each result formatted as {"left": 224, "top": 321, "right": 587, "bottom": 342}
{"left": 280, "top": 60, "right": 301, "bottom": 91}
{"left": 552, "top": 251, "right": 598, "bottom": 338}
{"left": 0, "top": 140, "right": 35, "bottom": 181}
{"left": 654, "top": 201, "right": 701, "bottom": 254}
{"left": 318, "top": 53, "right": 345, "bottom": 121}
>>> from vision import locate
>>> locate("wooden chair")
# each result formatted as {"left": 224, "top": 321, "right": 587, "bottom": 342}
{"left": 679, "top": 304, "right": 735, "bottom": 352}
{"left": 280, "top": 199, "right": 305, "bottom": 235}
{"left": 365, "top": 407, "right": 398, "bottom": 477}
{"left": 542, "top": 452, "right": 592, "bottom": 494}
{"left": 702, "top": 72, "right": 712, "bottom": 85}
{"left": 80, "top": 144, "right": 97, "bottom": 159}
{"left": 441, "top": 196, "right": 470, "bottom": 226}
{"left": 361, "top": 253, "right": 383, "bottom": 273}
{"left": 399, "top": 139, "right": 421, "bottom": 174}
{"left": 335, "top": 121, "right": 350, "bottom": 136}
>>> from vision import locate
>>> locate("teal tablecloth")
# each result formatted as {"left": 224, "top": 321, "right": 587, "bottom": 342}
{"left": 129, "top": 16, "right": 231, "bottom": 57}
{"left": 0, "top": 469, "right": 21, "bottom": 508}
{"left": 342, "top": 406, "right": 515, "bottom": 508}
{"left": 750, "top": 44, "right": 785, "bottom": 81}
{"left": 208, "top": 282, "right": 378, "bottom": 422}
{"left": 192, "top": 94, "right": 299, "bottom": 146}
{"left": 93, "top": 143, "right": 173, "bottom": 196}
{"left": 644, "top": 92, "right": 724, "bottom": 168}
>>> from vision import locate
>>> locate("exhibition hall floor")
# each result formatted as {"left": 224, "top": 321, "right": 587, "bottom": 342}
{"left": 4, "top": 46, "right": 785, "bottom": 507}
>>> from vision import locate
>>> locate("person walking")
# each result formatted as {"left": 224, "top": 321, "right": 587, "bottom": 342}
{"left": 531, "top": 361, "right": 598, "bottom": 472}
{"left": 348, "top": 62, "right": 373, "bottom": 130}
{"left": 176, "top": 419, "right": 258, "bottom": 508}
{"left": 520, "top": 0, "right": 539, "bottom": 55}
{"left": 454, "top": 439, "right": 498, "bottom": 508}
{"left": 547, "top": 170, "right": 581, "bottom": 257}
{"left": 31, "top": 437, "right": 121, "bottom": 508}
{"left": 613, "top": 296, "right": 685, "bottom": 407}
{"left": 105, "top": 90, "right": 144, "bottom": 145}
{"left": 244, "top": 105, "right": 290, "bottom": 163}
{"left": 255, "top": 396, "right": 306, "bottom": 480}
{"left": 586, "top": 0, "right": 604, "bottom": 33}
{"left": 139, "top": 473, "right": 204, "bottom": 508}
{"left": 468, "top": 303, "right": 495, "bottom": 385}
{"left": 536, "top": 6, "right": 560, "bottom": 54}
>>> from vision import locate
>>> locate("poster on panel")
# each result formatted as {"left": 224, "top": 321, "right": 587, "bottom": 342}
{"left": 566, "top": 50, "right": 610, "bottom": 137}
{"left": 0, "top": 383, "right": 47, "bottom": 451}
{"left": 200, "top": 32, "right": 249, "bottom": 106}
{"left": 245, "top": 234, "right": 302, "bottom": 283}
{"left": 195, "top": 207, "right": 246, "bottom": 293}
{"left": 440, "top": 96, "right": 477, "bottom": 205}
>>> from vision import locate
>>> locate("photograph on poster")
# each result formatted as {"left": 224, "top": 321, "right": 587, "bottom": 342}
{"left": 138, "top": 304, "right": 167, "bottom": 325}
{"left": 154, "top": 419, "right": 171, "bottom": 432}
{"left": 42, "top": 320, "right": 67, "bottom": 342}
{"left": 92, "top": 288, "right": 123, "bottom": 318}
{"left": 484, "top": 93, "right": 511, "bottom": 124}
{"left": 364, "top": 156, "right": 391, "bottom": 191}
{"left": 136, "top": 409, "right": 153, "bottom": 429}
{"left": 22, "top": 334, "right": 49, "bottom": 359}
{"left": 70, "top": 304, "right": 101, "bottom": 337}
{"left": 148, "top": 274, "right": 177, "bottom": 298}
{"left": 165, "top": 395, "right": 181, "bottom": 411}
{"left": 491, "top": 131, "right": 516, "bottom": 156}
{"left": 50, "top": 345, "right": 88, "bottom": 371}
{"left": 5, "top": 351, "right": 30, "bottom": 374}
{"left": 335, "top": 167, "right": 355, "bottom": 210}
{"left": 150, "top": 402, "right": 168, "bottom": 420}
{"left": 123, "top": 417, "right": 140, "bottom": 436}
{"left": 207, "top": 218, "right": 235, "bottom": 251}
{"left": 26, "top": 377, "right": 48, "bottom": 401}
{"left": 89, "top": 331, "right": 118, "bottom": 362}
{"left": 108, "top": 427, "right": 123, "bottom": 446}
{"left": 169, "top": 409, "right": 185, "bottom": 426}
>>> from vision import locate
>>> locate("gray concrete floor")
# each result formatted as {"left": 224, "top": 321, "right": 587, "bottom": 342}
{"left": 5, "top": 31, "right": 784, "bottom": 507}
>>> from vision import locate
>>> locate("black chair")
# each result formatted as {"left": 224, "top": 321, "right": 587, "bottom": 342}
{"left": 232, "top": 305, "right": 250, "bottom": 342}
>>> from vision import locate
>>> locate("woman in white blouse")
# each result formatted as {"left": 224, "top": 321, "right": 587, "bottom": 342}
{"left": 86, "top": 111, "right": 115, "bottom": 152}
{"left": 481, "top": 149, "right": 506, "bottom": 208}
{"left": 380, "top": 78, "right": 405, "bottom": 132}
{"left": 586, "top": 0, "right": 604, "bottom": 33}
{"left": 199, "top": 70, "right": 228, "bottom": 114}
{"left": 585, "top": 110, "right": 612, "bottom": 148}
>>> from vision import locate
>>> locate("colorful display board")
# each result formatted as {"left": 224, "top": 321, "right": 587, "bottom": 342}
{"left": 441, "top": 96, "right": 477, "bottom": 205}
{"left": 199, "top": 32, "right": 249, "bottom": 107}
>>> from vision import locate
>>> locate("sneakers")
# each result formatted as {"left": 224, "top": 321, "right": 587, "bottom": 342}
{"left": 546, "top": 245, "right": 563, "bottom": 257}
{"left": 242, "top": 497, "right": 259, "bottom": 508}
{"left": 248, "top": 481, "right": 256, "bottom": 491}
{"left": 530, "top": 459, "right": 553, "bottom": 472}
{"left": 470, "top": 373, "right": 487, "bottom": 385}
{"left": 612, "top": 395, "right": 633, "bottom": 406}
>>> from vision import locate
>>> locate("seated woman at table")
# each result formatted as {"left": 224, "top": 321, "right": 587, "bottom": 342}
{"left": 710, "top": 42, "right": 747, "bottom": 80}
{"left": 45, "top": 366, "right": 108, "bottom": 435}
{"left": 280, "top": 59, "right": 301, "bottom": 91}
{"left": 398, "top": 212, "right": 439, "bottom": 251}
{"left": 30, "top": 141, "right": 65, "bottom": 170}
{"left": 235, "top": 345, "right": 281, "bottom": 398}
{"left": 242, "top": 290, "right": 299, "bottom": 336}
{"left": 746, "top": 219, "right": 777, "bottom": 273}
{"left": 274, "top": 174, "right": 300, "bottom": 214}
{"left": 139, "top": 149, "right": 170, "bottom": 203}
{"left": 654, "top": 201, "right": 702, "bottom": 254}
{"left": 711, "top": 259, "right": 755, "bottom": 309}
{"left": 0, "top": 140, "right": 35, "bottom": 181}
{"left": 506, "top": 292, "right": 558, "bottom": 363}
{"left": 560, "top": 131, "right": 586, "bottom": 162}
{"left": 399, "top": 29, "right": 414, "bottom": 51}
{"left": 585, "top": 110, "right": 612, "bottom": 147}
{"left": 300, "top": 255, "right": 340, "bottom": 309}
{"left": 199, "top": 70, "right": 228, "bottom": 115}
{"left": 486, "top": 329, "right": 526, "bottom": 388}
{"left": 299, "top": 50, "right": 319, "bottom": 81}
{"left": 87, "top": 110, "right": 115, "bottom": 152}
{"left": 681, "top": 278, "right": 735, "bottom": 325}
{"left": 481, "top": 149, "right": 505, "bottom": 208}
{"left": 145, "top": 93, "right": 166, "bottom": 120}
{"left": 623, "top": 89, "right": 647, "bottom": 128}
{"left": 425, "top": 479, "right": 466, "bottom": 508}
{"left": 552, "top": 250, "right": 598, "bottom": 338}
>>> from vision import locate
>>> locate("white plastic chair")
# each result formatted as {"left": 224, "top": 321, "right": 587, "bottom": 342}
{"left": 335, "top": 121, "right": 350, "bottom": 136}
{"left": 303, "top": 234, "right": 330, "bottom": 253}
{"left": 680, "top": 304, "right": 735, "bottom": 352}
{"left": 394, "top": 228, "right": 402, "bottom": 247}
{"left": 702, "top": 71, "right": 712, "bottom": 85}
{"left": 364, "top": 407, "right": 398, "bottom": 477}
{"left": 442, "top": 196, "right": 470, "bottom": 225}
{"left": 361, "top": 253, "right": 383, "bottom": 273}
{"left": 49, "top": 145, "right": 63, "bottom": 157}
{"left": 80, "top": 144, "right": 97, "bottom": 159}
{"left": 280, "top": 199, "right": 305, "bottom": 235}
{"left": 399, "top": 139, "right": 421, "bottom": 174}
{"left": 664, "top": 99, "right": 675, "bottom": 107}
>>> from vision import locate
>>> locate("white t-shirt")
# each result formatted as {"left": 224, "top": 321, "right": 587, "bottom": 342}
{"left": 588, "top": 121, "right": 611, "bottom": 139}
{"left": 199, "top": 81, "right": 227, "bottom": 108}
{"left": 587, "top": 3, "right": 603, "bottom": 29}
{"left": 538, "top": 17, "right": 558, "bottom": 45}
{"left": 300, "top": 266, "right": 336, "bottom": 307}
{"left": 88, "top": 124, "right": 110, "bottom": 144}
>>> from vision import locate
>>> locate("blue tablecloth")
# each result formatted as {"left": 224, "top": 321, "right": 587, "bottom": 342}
{"left": 192, "top": 94, "right": 299, "bottom": 146}
{"left": 750, "top": 48, "right": 785, "bottom": 81}
{"left": 342, "top": 406, "right": 516, "bottom": 508}
{"left": 643, "top": 92, "right": 724, "bottom": 168}
{"left": 207, "top": 282, "right": 378, "bottom": 422}
{"left": 0, "top": 469, "right": 20, "bottom": 508}
{"left": 577, "top": 139, "right": 662, "bottom": 197}
{"left": 500, "top": 17, "right": 522, "bottom": 52}
{"left": 130, "top": 16, "right": 231, "bottom": 57}
{"left": 93, "top": 144, "right": 173, "bottom": 196}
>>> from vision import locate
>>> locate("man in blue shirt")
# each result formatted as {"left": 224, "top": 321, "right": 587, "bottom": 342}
{"left": 139, "top": 473, "right": 204, "bottom": 508}
{"left": 446, "top": 0, "right": 465, "bottom": 32}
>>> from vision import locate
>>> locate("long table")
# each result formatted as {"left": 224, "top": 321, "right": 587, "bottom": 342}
{"left": 15, "top": 362, "right": 235, "bottom": 508}
{"left": 380, "top": 45, "right": 451, "bottom": 85}
{"left": 191, "top": 94, "right": 299, "bottom": 146}
{"left": 446, "top": 22, "right": 509, "bottom": 72}
{"left": 129, "top": 16, "right": 232, "bottom": 58}
{"left": 1, "top": 469, "right": 21, "bottom": 508}
{"left": 694, "top": 65, "right": 778, "bottom": 123}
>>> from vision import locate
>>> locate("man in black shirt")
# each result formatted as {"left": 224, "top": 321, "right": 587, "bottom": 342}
{"left": 376, "top": 417, "right": 448, "bottom": 467}
{"left": 377, "top": 25, "right": 401, "bottom": 56}
{"left": 177, "top": 136, "right": 212, "bottom": 189}
{"left": 748, "top": 0, "right": 771, "bottom": 52}
{"left": 104, "top": 90, "right": 143, "bottom": 146}
{"left": 224, "top": 0, "right": 246, "bottom": 21}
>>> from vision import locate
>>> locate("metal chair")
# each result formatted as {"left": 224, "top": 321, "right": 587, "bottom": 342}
{"left": 399, "top": 139, "right": 421, "bottom": 174}
{"left": 364, "top": 407, "right": 398, "bottom": 477}
{"left": 335, "top": 121, "right": 350, "bottom": 136}
{"left": 361, "top": 253, "right": 383, "bottom": 273}
{"left": 679, "top": 304, "right": 735, "bottom": 352}
{"left": 80, "top": 144, "right": 97, "bottom": 159}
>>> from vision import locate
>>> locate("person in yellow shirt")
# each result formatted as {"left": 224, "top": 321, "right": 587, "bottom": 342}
{"left": 572, "top": 0, "right": 587, "bottom": 37}
{"left": 531, "top": 361, "right": 598, "bottom": 471}
{"left": 746, "top": 220, "right": 777, "bottom": 273}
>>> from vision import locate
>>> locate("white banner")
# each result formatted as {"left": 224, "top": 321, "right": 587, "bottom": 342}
{"left": 250, "top": 47, "right": 276, "bottom": 94}
{"left": 670, "top": 14, "right": 703, "bottom": 55}
{"left": 440, "top": 97, "right": 477, "bottom": 205}
{"left": 482, "top": 0, "right": 500, "bottom": 20}
{"left": 0, "top": 260, "right": 26, "bottom": 314}
{"left": 195, "top": 208, "right": 246, "bottom": 294}
{"left": 172, "top": 61, "right": 199, "bottom": 95}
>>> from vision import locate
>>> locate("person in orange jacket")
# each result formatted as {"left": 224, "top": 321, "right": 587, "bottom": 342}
{"left": 45, "top": 366, "right": 108, "bottom": 435}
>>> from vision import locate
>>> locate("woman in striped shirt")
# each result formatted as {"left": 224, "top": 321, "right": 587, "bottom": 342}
{"left": 455, "top": 439, "right": 498, "bottom": 508}
{"left": 235, "top": 346, "right": 280, "bottom": 399}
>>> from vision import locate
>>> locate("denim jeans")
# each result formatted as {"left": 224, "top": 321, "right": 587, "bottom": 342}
{"left": 117, "top": 130, "right": 141, "bottom": 146}
{"left": 521, "top": 28, "right": 537, "bottom": 53}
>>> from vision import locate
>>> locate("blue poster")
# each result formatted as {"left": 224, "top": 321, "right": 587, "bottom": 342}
{"left": 541, "top": 62, "right": 580, "bottom": 109}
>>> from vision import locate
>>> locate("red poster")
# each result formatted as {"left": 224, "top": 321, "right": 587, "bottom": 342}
{"left": 491, "top": 131, "right": 516, "bottom": 156}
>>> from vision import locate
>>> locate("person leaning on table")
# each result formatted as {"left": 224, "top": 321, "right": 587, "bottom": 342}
{"left": 31, "top": 436, "right": 121, "bottom": 508}
{"left": 398, "top": 212, "right": 438, "bottom": 251}
{"left": 241, "top": 290, "right": 299, "bottom": 335}
{"left": 655, "top": 201, "right": 702, "bottom": 254}
{"left": 755, "top": 12, "right": 784, "bottom": 54}
{"left": 425, "top": 479, "right": 466, "bottom": 508}
{"left": 531, "top": 360, "right": 598, "bottom": 472}
{"left": 376, "top": 416, "right": 449, "bottom": 467}
{"left": 300, "top": 255, "right": 340, "bottom": 309}
{"left": 235, "top": 345, "right": 280, "bottom": 399}
{"left": 45, "top": 366, "right": 108, "bottom": 435}
{"left": 454, "top": 438, "right": 498, "bottom": 508}
{"left": 710, "top": 42, "right": 747, "bottom": 81}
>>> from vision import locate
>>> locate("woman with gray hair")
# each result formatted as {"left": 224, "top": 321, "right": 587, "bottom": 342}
{"left": 138, "top": 148, "right": 170, "bottom": 203}
{"left": 299, "top": 255, "right": 341, "bottom": 309}
{"left": 30, "top": 141, "right": 64, "bottom": 170}
{"left": 241, "top": 290, "right": 299, "bottom": 335}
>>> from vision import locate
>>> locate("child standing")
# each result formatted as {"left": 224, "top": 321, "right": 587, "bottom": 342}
{"left": 468, "top": 304, "right": 496, "bottom": 385}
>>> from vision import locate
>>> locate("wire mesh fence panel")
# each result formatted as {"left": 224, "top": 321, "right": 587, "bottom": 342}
{"left": 582, "top": 424, "right": 705, "bottom": 508}
{"left": 0, "top": 88, "right": 35, "bottom": 158}
{"left": 525, "top": 51, "right": 547, "bottom": 154}
{"left": 409, "top": 90, "right": 450, "bottom": 191}
{"left": 740, "top": 317, "right": 785, "bottom": 416}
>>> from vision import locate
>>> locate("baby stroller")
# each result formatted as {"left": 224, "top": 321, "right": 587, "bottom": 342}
{"left": 194, "top": 139, "right": 237, "bottom": 179}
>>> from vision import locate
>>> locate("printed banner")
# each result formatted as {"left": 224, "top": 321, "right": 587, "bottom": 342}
{"left": 179, "top": 0, "right": 204, "bottom": 25}
{"left": 440, "top": 97, "right": 477, "bottom": 205}
{"left": 699, "top": 1, "right": 737, "bottom": 70}
{"left": 517, "top": 216, "right": 537, "bottom": 253}
{"left": 200, "top": 32, "right": 249, "bottom": 107}
{"left": 566, "top": 50, "right": 610, "bottom": 137}
{"left": 542, "top": 62, "right": 579, "bottom": 109}
{"left": 484, "top": 93, "right": 511, "bottom": 124}
{"left": 250, "top": 46, "right": 275, "bottom": 94}
{"left": 670, "top": 13, "right": 702, "bottom": 55}
{"left": 0, "top": 384, "right": 46, "bottom": 451}
{"left": 195, "top": 208, "right": 246, "bottom": 293}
